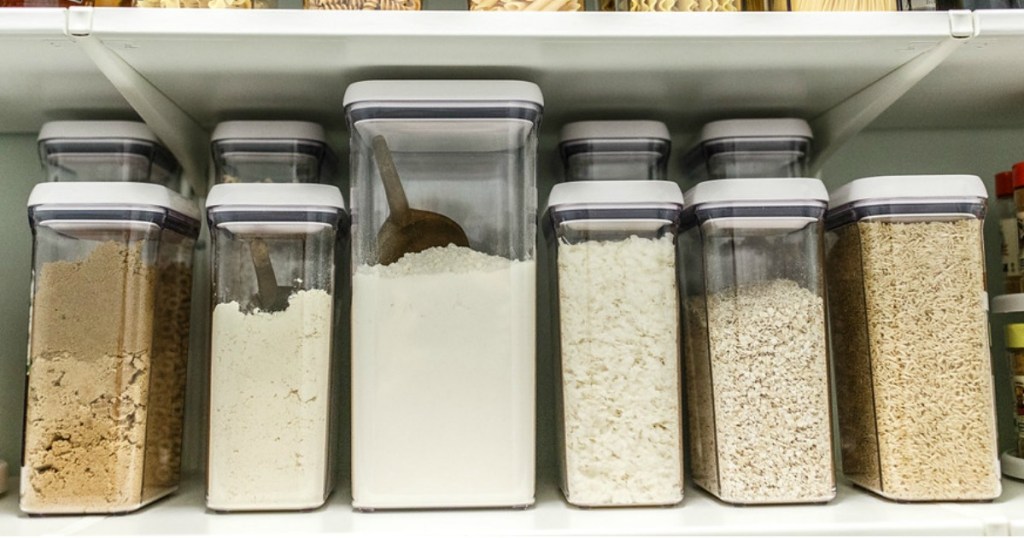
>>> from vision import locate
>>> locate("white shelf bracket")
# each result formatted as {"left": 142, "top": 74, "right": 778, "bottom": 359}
{"left": 65, "top": 7, "right": 210, "bottom": 195}
{"left": 810, "top": 10, "right": 976, "bottom": 174}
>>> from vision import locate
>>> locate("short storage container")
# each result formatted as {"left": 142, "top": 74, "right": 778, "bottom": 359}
{"left": 37, "top": 121, "right": 181, "bottom": 188}
{"left": 205, "top": 184, "right": 346, "bottom": 511}
{"left": 211, "top": 121, "right": 337, "bottom": 184}
{"left": 825, "top": 174, "right": 1000, "bottom": 502}
{"left": 345, "top": 80, "right": 541, "bottom": 510}
{"left": 681, "top": 177, "right": 835, "bottom": 505}
{"left": 21, "top": 182, "right": 200, "bottom": 514}
{"left": 543, "top": 180, "right": 685, "bottom": 508}
{"left": 559, "top": 121, "right": 670, "bottom": 182}
{"left": 681, "top": 118, "right": 812, "bottom": 188}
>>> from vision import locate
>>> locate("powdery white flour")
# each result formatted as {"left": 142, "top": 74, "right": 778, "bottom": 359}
{"left": 351, "top": 245, "right": 535, "bottom": 509}
{"left": 208, "top": 289, "right": 334, "bottom": 511}
{"left": 557, "top": 235, "right": 683, "bottom": 507}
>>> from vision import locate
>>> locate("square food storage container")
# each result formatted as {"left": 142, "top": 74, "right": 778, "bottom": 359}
{"left": 37, "top": 121, "right": 182, "bottom": 189}
{"left": 345, "top": 80, "right": 541, "bottom": 510}
{"left": 681, "top": 177, "right": 836, "bottom": 505}
{"left": 543, "top": 180, "right": 685, "bottom": 508}
{"left": 767, "top": 0, "right": 897, "bottom": 8}
{"left": 559, "top": 121, "right": 670, "bottom": 182}
{"left": 681, "top": 118, "right": 812, "bottom": 188}
{"left": 211, "top": 121, "right": 337, "bottom": 184}
{"left": 205, "top": 184, "right": 346, "bottom": 511}
{"left": 21, "top": 182, "right": 200, "bottom": 515}
{"left": 825, "top": 175, "right": 1000, "bottom": 502}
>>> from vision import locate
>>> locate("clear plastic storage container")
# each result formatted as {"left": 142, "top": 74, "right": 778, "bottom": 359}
{"left": 21, "top": 182, "right": 200, "bottom": 515}
{"left": 597, "top": 0, "right": 743, "bottom": 12}
{"left": 543, "top": 180, "right": 685, "bottom": 508}
{"left": 37, "top": 121, "right": 182, "bottom": 189}
{"left": 825, "top": 175, "right": 1000, "bottom": 502}
{"left": 681, "top": 177, "right": 835, "bottom": 505}
{"left": 681, "top": 118, "right": 812, "bottom": 188}
{"left": 211, "top": 121, "right": 337, "bottom": 184}
{"left": 205, "top": 184, "right": 345, "bottom": 511}
{"left": 345, "top": 80, "right": 541, "bottom": 510}
{"left": 559, "top": 121, "right": 670, "bottom": 182}
{"left": 768, "top": 0, "right": 897, "bottom": 8}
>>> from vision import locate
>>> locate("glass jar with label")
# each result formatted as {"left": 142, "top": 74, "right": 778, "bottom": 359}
{"left": 997, "top": 171, "right": 1019, "bottom": 293}
{"left": 1008, "top": 324, "right": 1024, "bottom": 459}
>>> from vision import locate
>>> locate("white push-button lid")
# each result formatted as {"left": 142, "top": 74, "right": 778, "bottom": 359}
{"left": 344, "top": 80, "right": 544, "bottom": 107}
{"left": 684, "top": 177, "right": 827, "bottom": 209}
{"left": 698, "top": 118, "right": 812, "bottom": 143}
{"left": 206, "top": 183, "right": 346, "bottom": 211}
{"left": 211, "top": 121, "right": 328, "bottom": 144}
{"left": 546, "top": 180, "right": 683, "bottom": 211}
{"left": 38, "top": 121, "right": 161, "bottom": 143}
{"left": 28, "top": 182, "right": 200, "bottom": 222}
{"left": 829, "top": 175, "right": 987, "bottom": 209}
{"left": 560, "top": 121, "right": 670, "bottom": 144}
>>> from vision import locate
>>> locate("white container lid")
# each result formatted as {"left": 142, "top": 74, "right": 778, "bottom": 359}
{"left": 38, "top": 120, "right": 160, "bottom": 143}
{"left": 684, "top": 177, "right": 828, "bottom": 209}
{"left": 560, "top": 121, "right": 670, "bottom": 144}
{"left": 699, "top": 118, "right": 812, "bottom": 144}
{"left": 206, "top": 183, "right": 346, "bottom": 212}
{"left": 829, "top": 175, "right": 988, "bottom": 209}
{"left": 546, "top": 180, "right": 683, "bottom": 211}
{"left": 343, "top": 80, "right": 544, "bottom": 108}
{"left": 992, "top": 293, "right": 1024, "bottom": 314}
{"left": 211, "top": 121, "right": 328, "bottom": 144}
{"left": 28, "top": 182, "right": 200, "bottom": 222}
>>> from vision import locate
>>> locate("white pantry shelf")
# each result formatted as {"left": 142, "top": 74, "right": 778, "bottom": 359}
{"left": 3, "top": 476, "right": 1023, "bottom": 536}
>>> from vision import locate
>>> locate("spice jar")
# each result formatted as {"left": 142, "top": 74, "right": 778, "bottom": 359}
{"left": 1008, "top": 323, "right": 1024, "bottom": 460}
{"left": 543, "top": 180, "right": 685, "bottom": 508}
{"left": 997, "top": 170, "right": 1019, "bottom": 293}
{"left": 211, "top": 121, "right": 337, "bottom": 184}
{"left": 205, "top": 184, "right": 345, "bottom": 511}
{"left": 559, "top": 121, "right": 670, "bottom": 182}
{"left": 345, "top": 80, "right": 541, "bottom": 510}
{"left": 681, "top": 177, "right": 835, "bottom": 505}
{"left": 37, "top": 121, "right": 182, "bottom": 190}
{"left": 1014, "top": 163, "right": 1024, "bottom": 290}
{"left": 21, "top": 182, "right": 200, "bottom": 514}
{"left": 826, "top": 175, "right": 1000, "bottom": 502}
{"left": 681, "top": 118, "right": 813, "bottom": 189}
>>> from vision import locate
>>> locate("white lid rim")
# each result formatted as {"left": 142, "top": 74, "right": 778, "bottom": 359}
{"left": 206, "top": 184, "right": 346, "bottom": 212}
{"left": 343, "top": 80, "right": 544, "bottom": 108}
{"left": 559, "top": 121, "right": 671, "bottom": 144}
{"left": 545, "top": 180, "right": 683, "bottom": 211}
{"left": 38, "top": 121, "right": 161, "bottom": 144}
{"left": 210, "top": 121, "right": 329, "bottom": 144}
{"left": 683, "top": 178, "right": 828, "bottom": 209}
{"left": 698, "top": 118, "right": 813, "bottom": 144}
{"left": 829, "top": 175, "right": 988, "bottom": 208}
{"left": 27, "top": 182, "right": 200, "bottom": 222}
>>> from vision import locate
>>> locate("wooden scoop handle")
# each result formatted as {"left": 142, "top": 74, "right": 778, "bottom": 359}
{"left": 371, "top": 135, "right": 409, "bottom": 221}
{"left": 249, "top": 238, "right": 279, "bottom": 311}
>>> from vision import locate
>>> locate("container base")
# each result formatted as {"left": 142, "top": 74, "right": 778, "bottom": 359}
{"left": 1002, "top": 450, "right": 1024, "bottom": 481}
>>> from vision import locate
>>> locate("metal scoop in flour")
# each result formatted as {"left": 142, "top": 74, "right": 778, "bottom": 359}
{"left": 371, "top": 135, "right": 469, "bottom": 265}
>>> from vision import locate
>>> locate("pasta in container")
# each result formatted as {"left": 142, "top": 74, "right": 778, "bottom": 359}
{"left": 306, "top": 0, "right": 420, "bottom": 9}
{"left": 470, "top": 0, "right": 581, "bottom": 12}
{"left": 133, "top": 0, "right": 272, "bottom": 8}
{"left": 601, "top": 0, "right": 741, "bottom": 11}
{"left": 769, "top": 0, "right": 897, "bottom": 9}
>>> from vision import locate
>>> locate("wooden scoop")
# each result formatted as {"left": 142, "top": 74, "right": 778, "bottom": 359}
{"left": 372, "top": 135, "right": 469, "bottom": 266}
{"left": 249, "top": 238, "right": 291, "bottom": 312}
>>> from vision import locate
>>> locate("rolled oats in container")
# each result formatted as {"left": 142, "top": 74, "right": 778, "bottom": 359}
{"left": 681, "top": 177, "right": 835, "bottom": 505}
{"left": 826, "top": 174, "right": 1000, "bottom": 502}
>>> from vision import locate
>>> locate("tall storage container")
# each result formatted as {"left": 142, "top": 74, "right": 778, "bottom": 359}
{"left": 543, "top": 180, "right": 685, "bottom": 508}
{"left": 205, "top": 184, "right": 346, "bottom": 511}
{"left": 21, "top": 183, "right": 200, "bottom": 514}
{"left": 681, "top": 177, "right": 835, "bottom": 505}
{"left": 825, "top": 175, "right": 1000, "bottom": 502}
{"left": 559, "top": 121, "right": 670, "bottom": 182}
{"left": 345, "top": 80, "right": 541, "bottom": 510}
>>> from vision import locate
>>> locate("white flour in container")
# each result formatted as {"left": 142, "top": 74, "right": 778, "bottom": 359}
{"left": 351, "top": 245, "right": 535, "bottom": 509}
{"left": 556, "top": 235, "right": 682, "bottom": 507}
{"left": 208, "top": 289, "right": 333, "bottom": 511}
